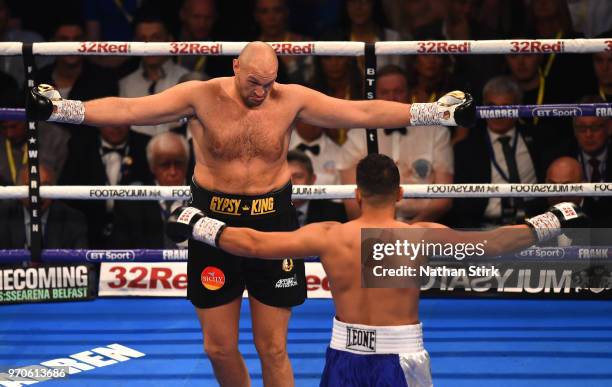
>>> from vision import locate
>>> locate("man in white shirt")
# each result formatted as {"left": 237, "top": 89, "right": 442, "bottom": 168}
{"left": 289, "top": 121, "right": 343, "bottom": 186}
{"left": 119, "top": 13, "right": 188, "bottom": 136}
{"left": 338, "top": 65, "right": 453, "bottom": 221}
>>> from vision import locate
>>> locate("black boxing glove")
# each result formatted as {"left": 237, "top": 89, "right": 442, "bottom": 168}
{"left": 409, "top": 90, "right": 476, "bottom": 128}
{"left": 166, "top": 206, "right": 227, "bottom": 246}
{"left": 525, "top": 202, "right": 588, "bottom": 242}
{"left": 27, "top": 84, "right": 85, "bottom": 123}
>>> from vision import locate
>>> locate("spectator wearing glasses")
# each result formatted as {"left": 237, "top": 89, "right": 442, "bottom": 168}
{"left": 572, "top": 95, "right": 612, "bottom": 229}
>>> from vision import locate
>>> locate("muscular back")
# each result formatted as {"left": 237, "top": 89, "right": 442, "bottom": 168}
{"left": 321, "top": 220, "right": 421, "bottom": 326}
{"left": 190, "top": 78, "right": 300, "bottom": 194}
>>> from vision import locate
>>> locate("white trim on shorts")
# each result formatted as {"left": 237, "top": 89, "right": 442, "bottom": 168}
{"left": 330, "top": 317, "right": 425, "bottom": 355}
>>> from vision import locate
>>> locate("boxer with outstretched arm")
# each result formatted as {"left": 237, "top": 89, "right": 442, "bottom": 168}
{"left": 28, "top": 42, "right": 475, "bottom": 387}
{"left": 168, "top": 154, "right": 587, "bottom": 387}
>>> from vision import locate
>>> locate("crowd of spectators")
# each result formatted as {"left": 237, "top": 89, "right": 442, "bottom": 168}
{"left": 1, "top": 0, "right": 611, "bottom": 249}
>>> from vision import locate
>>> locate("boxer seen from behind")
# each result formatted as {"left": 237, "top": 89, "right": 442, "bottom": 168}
{"left": 169, "top": 153, "right": 587, "bottom": 387}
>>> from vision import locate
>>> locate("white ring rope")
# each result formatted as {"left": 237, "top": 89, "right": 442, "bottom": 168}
{"left": 1, "top": 183, "right": 612, "bottom": 200}
{"left": 0, "top": 39, "right": 609, "bottom": 56}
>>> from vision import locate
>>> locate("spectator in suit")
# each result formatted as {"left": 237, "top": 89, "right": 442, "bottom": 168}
{"left": 448, "top": 76, "right": 546, "bottom": 228}
{"left": 339, "top": 65, "right": 453, "bottom": 222}
{"left": 111, "top": 132, "right": 190, "bottom": 248}
{"left": 119, "top": 11, "right": 189, "bottom": 137}
{"left": 59, "top": 124, "right": 152, "bottom": 248}
{"left": 288, "top": 150, "right": 347, "bottom": 226}
{"left": 573, "top": 95, "right": 612, "bottom": 229}
{"left": 0, "top": 164, "right": 87, "bottom": 249}
{"left": 505, "top": 52, "right": 575, "bottom": 164}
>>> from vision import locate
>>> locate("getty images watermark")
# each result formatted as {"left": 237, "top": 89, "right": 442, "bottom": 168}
{"left": 370, "top": 238, "right": 499, "bottom": 278}
{"left": 360, "top": 228, "right": 612, "bottom": 292}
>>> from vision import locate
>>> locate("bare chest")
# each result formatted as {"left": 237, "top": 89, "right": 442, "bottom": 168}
{"left": 199, "top": 106, "right": 293, "bottom": 162}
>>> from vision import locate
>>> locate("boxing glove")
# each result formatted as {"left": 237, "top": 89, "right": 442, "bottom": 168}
{"left": 27, "top": 84, "right": 85, "bottom": 124}
{"left": 166, "top": 206, "right": 226, "bottom": 246}
{"left": 525, "top": 202, "right": 589, "bottom": 242}
{"left": 410, "top": 90, "right": 476, "bottom": 127}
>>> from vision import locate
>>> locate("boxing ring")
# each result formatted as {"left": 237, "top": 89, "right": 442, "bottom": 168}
{"left": 1, "top": 38, "right": 612, "bottom": 386}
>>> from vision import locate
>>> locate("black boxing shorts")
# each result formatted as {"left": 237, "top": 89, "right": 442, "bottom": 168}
{"left": 187, "top": 178, "right": 306, "bottom": 309}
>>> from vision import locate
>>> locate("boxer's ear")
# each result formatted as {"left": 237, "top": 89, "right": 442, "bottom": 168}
{"left": 396, "top": 186, "right": 404, "bottom": 203}
{"left": 233, "top": 58, "right": 240, "bottom": 75}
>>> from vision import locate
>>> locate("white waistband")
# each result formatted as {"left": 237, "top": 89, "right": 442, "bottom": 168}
{"left": 330, "top": 317, "right": 424, "bottom": 355}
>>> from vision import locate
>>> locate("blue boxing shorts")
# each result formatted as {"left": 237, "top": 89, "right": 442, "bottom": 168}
{"left": 320, "top": 318, "right": 432, "bottom": 387}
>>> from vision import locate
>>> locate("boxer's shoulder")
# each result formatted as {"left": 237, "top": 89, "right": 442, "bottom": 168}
{"left": 272, "top": 83, "right": 315, "bottom": 108}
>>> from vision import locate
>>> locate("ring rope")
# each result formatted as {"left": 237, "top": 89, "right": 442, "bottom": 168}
{"left": 0, "top": 246, "right": 608, "bottom": 263}
{"left": 2, "top": 103, "right": 611, "bottom": 121}
{"left": 1, "top": 183, "right": 611, "bottom": 200}
{"left": 0, "top": 39, "right": 609, "bottom": 56}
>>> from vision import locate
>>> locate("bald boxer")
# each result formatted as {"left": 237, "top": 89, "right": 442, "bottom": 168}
{"left": 28, "top": 42, "right": 475, "bottom": 387}
{"left": 169, "top": 153, "right": 586, "bottom": 387}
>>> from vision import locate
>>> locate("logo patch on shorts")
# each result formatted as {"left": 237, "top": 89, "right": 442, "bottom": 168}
{"left": 282, "top": 258, "right": 294, "bottom": 272}
{"left": 275, "top": 275, "right": 298, "bottom": 288}
{"left": 201, "top": 266, "right": 225, "bottom": 291}
{"left": 346, "top": 327, "right": 376, "bottom": 353}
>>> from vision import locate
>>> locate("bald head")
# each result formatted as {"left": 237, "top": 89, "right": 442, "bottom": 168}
{"left": 546, "top": 157, "right": 583, "bottom": 206}
{"left": 233, "top": 42, "right": 278, "bottom": 107}
{"left": 238, "top": 41, "right": 278, "bottom": 72}
{"left": 546, "top": 157, "right": 583, "bottom": 184}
